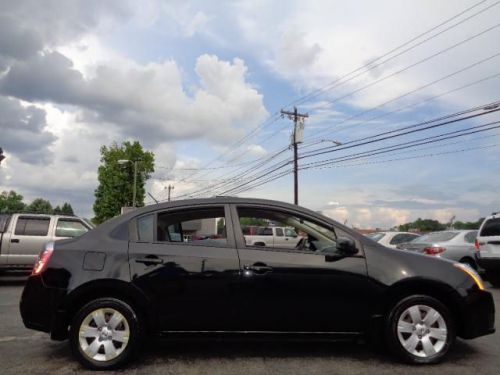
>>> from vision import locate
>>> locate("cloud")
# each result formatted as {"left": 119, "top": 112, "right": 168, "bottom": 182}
{"left": 0, "top": 97, "right": 56, "bottom": 164}
{"left": 184, "top": 11, "right": 210, "bottom": 37}
{"left": 274, "top": 29, "right": 322, "bottom": 74}
{"left": 0, "top": 52, "right": 268, "bottom": 147}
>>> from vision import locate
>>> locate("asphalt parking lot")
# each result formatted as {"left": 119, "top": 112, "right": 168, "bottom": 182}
{"left": 1, "top": 273, "right": 499, "bottom": 375}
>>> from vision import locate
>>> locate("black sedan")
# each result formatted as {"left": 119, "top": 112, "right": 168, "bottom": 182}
{"left": 20, "top": 197, "right": 495, "bottom": 370}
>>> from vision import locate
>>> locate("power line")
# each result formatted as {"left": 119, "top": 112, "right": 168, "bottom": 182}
{"left": 301, "top": 143, "right": 500, "bottom": 172}
{"left": 204, "top": 103, "right": 500, "bottom": 196}
{"left": 159, "top": 1, "right": 496, "bottom": 193}
{"left": 286, "top": 1, "right": 500, "bottom": 110}
{"left": 300, "top": 121, "right": 500, "bottom": 169}
{"left": 299, "top": 101, "right": 500, "bottom": 159}
{"left": 302, "top": 54, "right": 500, "bottom": 145}
{"left": 284, "top": 0, "right": 496, "bottom": 108}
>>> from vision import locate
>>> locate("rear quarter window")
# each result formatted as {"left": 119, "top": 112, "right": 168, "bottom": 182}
{"left": 480, "top": 218, "right": 500, "bottom": 237}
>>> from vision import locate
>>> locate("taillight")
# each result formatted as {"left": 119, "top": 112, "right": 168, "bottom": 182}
{"left": 31, "top": 246, "right": 54, "bottom": 275}
{"left": 475, "top": 238, "right": 480, "bottom": 250}
{"left": 423, "top": 246, "right": 446, "bottom": 255}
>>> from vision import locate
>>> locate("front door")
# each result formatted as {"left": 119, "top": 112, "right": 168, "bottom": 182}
{"left": 129, "top": 205, "right": 241, "bottom": 331}
{"left": 231, "top": 205, "right": 374, "bottom": 333}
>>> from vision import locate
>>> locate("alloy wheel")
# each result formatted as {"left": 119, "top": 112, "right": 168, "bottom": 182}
{"left": 396, "top": 304, "right": 447, "bottom": 358}
{"left": 78, "top": 307, "right": 130, "bottom": 362}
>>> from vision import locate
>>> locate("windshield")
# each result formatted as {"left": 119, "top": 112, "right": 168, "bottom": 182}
{"left": 367, "top": 232, "right": 385, "bottom": 242}
{"left": 411, "top": 231, "right": 459, "bottom": 243}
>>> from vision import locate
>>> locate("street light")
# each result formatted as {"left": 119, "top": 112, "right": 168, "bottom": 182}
{"left": 118, "top": 159, "right": 140, "bottom": 208}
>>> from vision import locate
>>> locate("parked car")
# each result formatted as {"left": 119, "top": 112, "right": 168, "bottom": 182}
{"left": 366, "top": 231, "right": 420, "bottom": 249}
{"left": 396, "top": 230, "right": 479, "bottom": 269}
{"left": 0, "top": 213, "right": 92, "bottom": 270}
{"left": 476, "top": 212, "right": 500, "bottom": 286}
{"left": 20, "top": 197, "right": 494, "bottom": 370}
{"left": 244, "top": 226, "right": 302, "bottom": 248}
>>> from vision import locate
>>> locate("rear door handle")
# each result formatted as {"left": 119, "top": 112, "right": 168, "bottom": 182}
{"left": 135, "top": 257, "right": 164, "bottom": 265}
{"left": 10, "top": 238, "right": 20, "bottom": 243}
{"left": 244, "top": 264, "right": 273, "bottom": 275}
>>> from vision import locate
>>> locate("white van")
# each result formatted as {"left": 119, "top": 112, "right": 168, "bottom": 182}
{"left": 476, "top": 212, "right": 500, "bottom": 286}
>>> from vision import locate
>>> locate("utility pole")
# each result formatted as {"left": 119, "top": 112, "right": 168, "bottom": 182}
{"left": 167, "top": 184, "right": 174, "bottom": 202}
{"left": 132, "top": 160, "right": 138, "bottom": 207}
{"left": 281, "top": 107, "right": 308, "bottom": 205}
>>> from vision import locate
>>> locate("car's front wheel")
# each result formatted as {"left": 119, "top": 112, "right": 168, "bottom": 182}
{"left": 69, "top": 298, "right": 141, "bottom": 370}
{"left": 385, "top": 295, "right": 455, "bottom": 364}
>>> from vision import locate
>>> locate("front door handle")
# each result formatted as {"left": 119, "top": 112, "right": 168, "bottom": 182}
{"left": 244, "top": 263, "right": 273, "bottom": 275}
{"left": 135, "top": 256, "right": 163, "bottom": 266}
{"left": 10, "top": 238, "right": 20, "bottom": 243}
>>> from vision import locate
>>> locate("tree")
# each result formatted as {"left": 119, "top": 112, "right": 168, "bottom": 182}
{"left": 0, "top": 190, "right": 26, "bottom": 214}
{"left": 26, "top": 198, "right": 53, "bottom": 214}
{"left": 93, "top": 141, "right": 155, "bottom": 224}
{"left": 239, "top": 217, "right": 268, "bottom": 226}
{"left": 453, "top": 218, "right": 484, "bottom": 230}
{"left": 61, "top": 202, "right": 74, "bottom": 215}
{"left": 53, "top": 203, "right": 74, "bottom": 215}
{"left": 398, "top": 218, "right": 446, "bottom": 232}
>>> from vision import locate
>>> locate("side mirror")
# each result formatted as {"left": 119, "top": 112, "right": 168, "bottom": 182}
{"left": 336, "top": 237, "right": 358, "bottom": 256}
{"left": 324, "top": 237, "right": 358, "bottom": 262}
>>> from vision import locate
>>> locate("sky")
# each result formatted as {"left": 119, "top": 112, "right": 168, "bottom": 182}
{"left": 0, "top": 0, "right": 499, "bottom": 228}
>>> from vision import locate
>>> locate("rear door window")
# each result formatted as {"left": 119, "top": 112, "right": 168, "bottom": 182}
{"left": 480, "top": 218, "right": 500, "bottom": 237}
{"left": 390, "top": 233, "right": 412, "bottom": 245}
{"left": 55, "top": 219, "right": 89, "bottom": 238}
{"left": 464, "top": 231, "right": 478, "bottom": 243}
{"left": 15, "top": 217, "right": 50, "bottom": 236}
{"left": 137, "top": 214, "right": 155, "bottom": 242}
{"left": 157, "top": 207, "right": 227, "bottom": 246}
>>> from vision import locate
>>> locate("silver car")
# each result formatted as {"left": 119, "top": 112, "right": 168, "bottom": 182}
{"left": 397, "top": 230, "right": 479, "bottom": 269}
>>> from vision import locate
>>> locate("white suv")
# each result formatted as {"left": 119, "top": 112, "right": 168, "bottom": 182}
{"left": 476, "top": 212, "right": 500, "bottom": 287}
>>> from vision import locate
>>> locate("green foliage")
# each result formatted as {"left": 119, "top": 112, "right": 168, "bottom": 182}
{"left": 0, "top": 190, "right": 26, "bottom": 214}
{"left": 453, "top": 218, "right": 484, "bottom": 230}
{"left": 217, "top": 218, "right": 225, "bottom": 229}
{"left": 53, "top": 202, "right": 75, "bottom": 216}
{"left": 93, "top": 141, "right": 155, "bottom": 224}
{"left": 239, "top": 217, "right": 268, "bottom": 226}
{"left": 0, "top": 190, "right": 77, "bottom": 216}
{"left": 26, "top": 198, "right": 53, "bottom": 214}
{"left": 398, "top": 218, "right": 446, "bottom": 232}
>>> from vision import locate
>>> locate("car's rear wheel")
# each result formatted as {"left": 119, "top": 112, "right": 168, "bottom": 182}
{"left": 459, "top": 257, "right": 477, "bottom": 270}
{"left": 485, "top": 271, "right": 500, "bottom": 287}
{"left": 70, "top": 298, "right": 141, "bottom": 370}
{"left": 385, "top": 295, "right": 455, "bottom": 364}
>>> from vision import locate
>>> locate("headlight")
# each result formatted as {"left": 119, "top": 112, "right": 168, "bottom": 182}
{"left": 454, "top": 263, "right": 485, "bottom": 290}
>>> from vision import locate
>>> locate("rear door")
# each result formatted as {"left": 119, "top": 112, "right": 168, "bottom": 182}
{"left": 7, "top": 215, "right": 52, "bottom": 265}
{"left": 128, "top": 205, "right": 241, "bottom": 331}
{"left": 479, "top": 218, "right": 500, "bottom": 256}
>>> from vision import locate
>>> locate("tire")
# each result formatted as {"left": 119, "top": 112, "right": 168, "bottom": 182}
{"left": 485, "top": 271, "right": 500, "bottom": 287}
{"left": 459, "top": 257, "right": 477, "bottom": 270}
{"left": 69, "top": 298, "right": 141, "bottom": 370}
{"left": 385, "top": 295, "right": 456, "bottom": 364}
